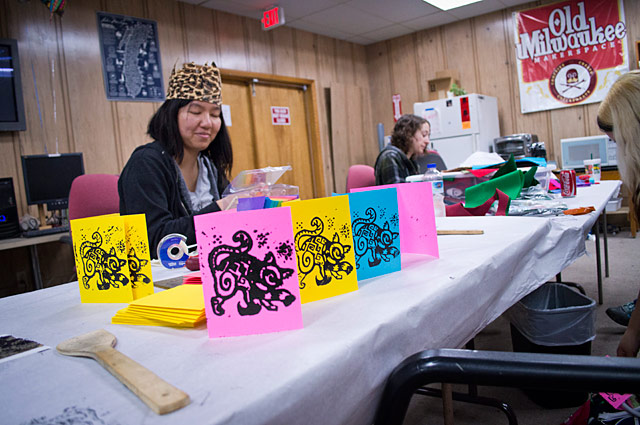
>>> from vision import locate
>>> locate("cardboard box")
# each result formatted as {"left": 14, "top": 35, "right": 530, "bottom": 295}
{"left": 436, "top": 69, "right": 460, "bottom": 81}
{"left": 427, "top": 70, "right": 460, "bottom": 100}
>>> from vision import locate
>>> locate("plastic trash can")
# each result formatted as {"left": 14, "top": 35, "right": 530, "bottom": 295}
{"left": 505, "top": 282, "right": 597, "bottom": 408}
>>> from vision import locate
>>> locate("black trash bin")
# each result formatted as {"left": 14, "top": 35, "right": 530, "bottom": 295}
{"left": 505, "top": 282, "right": 596, "bottom": 408}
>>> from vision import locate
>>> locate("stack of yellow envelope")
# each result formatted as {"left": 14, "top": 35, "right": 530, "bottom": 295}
{"left": 112, "top": 284, "right": 205, "bottom": 328}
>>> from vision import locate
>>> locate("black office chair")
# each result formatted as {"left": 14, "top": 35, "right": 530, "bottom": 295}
{"left": 415, "top": 150, "right": 447, "bottom": 173}
{"left": 374, "top": 348, "right": 640, "bottom": 425}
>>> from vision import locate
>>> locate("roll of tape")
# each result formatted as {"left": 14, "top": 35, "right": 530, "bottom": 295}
{"left": 157, "top": 234, "right": 189, "bottom": 269}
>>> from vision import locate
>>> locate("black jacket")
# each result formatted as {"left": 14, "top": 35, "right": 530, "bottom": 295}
{"left": 374, "top": 144, "right": 419, "bottom": 185}
{"left": 118, "top": 141, "right": 229, "bottom": 258}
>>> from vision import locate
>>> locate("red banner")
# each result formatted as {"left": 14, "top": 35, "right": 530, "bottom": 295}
{"left": 514, "top": 0, "right": 628, "bottom": 113}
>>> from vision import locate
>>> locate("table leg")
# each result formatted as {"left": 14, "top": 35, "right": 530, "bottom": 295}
{"left": 603, "top": 212, "right": 609, "bottom": 278}
{"left": 29, "top": 245, "right": 44, "bottom": 290}
{"left": 594, "top": 220, "right": 603, "bottom": 305}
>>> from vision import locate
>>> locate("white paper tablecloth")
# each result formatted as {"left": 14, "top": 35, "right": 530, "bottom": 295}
{"left": 0, "top": 182, "right": 620, "bottom": 425}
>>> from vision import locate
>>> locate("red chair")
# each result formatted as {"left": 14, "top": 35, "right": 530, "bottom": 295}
{"left": 68, "top": 174, "right": 120, "bottom": 220}
{"left": 346, "top": 165, "right": 375, "bottom": 192}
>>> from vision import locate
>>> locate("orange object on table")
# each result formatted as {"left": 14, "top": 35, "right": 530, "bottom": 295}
{"left": 563, "top": 206, "right": 596, "bottom": 215}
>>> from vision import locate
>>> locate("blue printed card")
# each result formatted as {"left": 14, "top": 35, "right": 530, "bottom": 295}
{"left": 346, "top": 188, "right": 401, "bottom": 280}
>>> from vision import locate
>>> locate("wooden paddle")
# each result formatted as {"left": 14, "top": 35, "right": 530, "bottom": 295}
{"left": 56, "top": 329, "right": 190, "bottom": 415}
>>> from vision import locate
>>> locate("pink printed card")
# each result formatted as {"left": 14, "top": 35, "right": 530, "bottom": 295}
{"left": 351, "top": 182, "right": 439, "bottom": 258}
{"left": 194, "top": 207, "right": 303, "bottom": 338}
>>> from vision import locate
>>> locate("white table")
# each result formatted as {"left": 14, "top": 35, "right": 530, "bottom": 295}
{"left": 0, "top": 183, "right": 618, "bottom": 425}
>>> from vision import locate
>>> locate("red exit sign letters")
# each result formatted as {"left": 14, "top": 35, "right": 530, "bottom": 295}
{"left": 262, "top": 7, "right": 285, "bottom": 31}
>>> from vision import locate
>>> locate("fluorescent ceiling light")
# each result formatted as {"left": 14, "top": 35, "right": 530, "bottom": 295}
{"left": 422, "top": 0, "right": 482, "bottom": 10}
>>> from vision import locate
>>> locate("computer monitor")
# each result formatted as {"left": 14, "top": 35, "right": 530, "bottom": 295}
{"left": 21, "top": 153, "right": 85, "bottom": 210}
{"left": 0, "top": 38, "right": 26, "bottom": 131}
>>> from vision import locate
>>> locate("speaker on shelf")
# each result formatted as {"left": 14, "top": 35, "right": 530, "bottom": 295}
{"left": 0, "top": 177, "right": 21, "bottom": 240}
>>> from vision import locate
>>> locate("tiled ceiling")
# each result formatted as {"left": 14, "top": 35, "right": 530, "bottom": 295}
{"left": 179, "top": 0, "right": 533, "bottom": 45}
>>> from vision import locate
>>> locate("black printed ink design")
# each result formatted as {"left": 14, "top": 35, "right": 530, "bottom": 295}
{"left": 23, "top": 406, "right": 109, "bottom": 425}
{"left": 208, "top": 230, "right": 296, "bottom": 316}
{"left": 79, "top": 232, "right": 129, "bottom": 290}
{"left": 352, "top": 208, "right": 399, "bottom": 269}
{"left": 294, "top": 217, "right": 354, "bottom": 288}
{"left": 127, "top": 247, "right": 150, "bottom": 289}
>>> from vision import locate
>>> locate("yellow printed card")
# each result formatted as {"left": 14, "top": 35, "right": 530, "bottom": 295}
{"left": 71, "top": 214, "right": 133, "bottom": 303}
{"left": 71, "top": 213, "right": 153, "bottom": 303}
{"left": 286, "top": 195, "right": 358, "bottom": 303}
{"left": 123, "top": 214, "right": 154, "bottom": 299}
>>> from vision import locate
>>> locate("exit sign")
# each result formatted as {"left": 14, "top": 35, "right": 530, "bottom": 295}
{"left": 261, "top": 6, "right": 285, "bottom": 30}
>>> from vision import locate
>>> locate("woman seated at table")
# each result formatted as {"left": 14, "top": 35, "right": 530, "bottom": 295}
{"left": 374, "top": 114, "right": 430, "bottom": 185}
{"left": 597, "top": 70, "right": 640, "bottom": 357}
{"left": 118, "top": 62, "right": 233, "bottom": 257}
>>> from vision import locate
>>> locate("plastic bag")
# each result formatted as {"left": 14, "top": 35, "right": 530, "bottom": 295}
{"left": 505, "top": 283, "right": 596, "bottom": 346}
{"left": 220, "top": 165, "right": 299, "bottom": 210}
{"left": 508, "top": 198, "right": 568, "bottom": 216}
{"left": 564, "top": 393, "right": 640, "bottom": 425}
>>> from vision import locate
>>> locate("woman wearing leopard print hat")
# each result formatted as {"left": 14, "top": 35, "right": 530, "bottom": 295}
{"left": 118, "top": 62, "right": 233, "bottom": 258}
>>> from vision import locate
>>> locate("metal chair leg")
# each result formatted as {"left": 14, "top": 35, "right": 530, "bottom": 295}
{"left": 415, "top": 386, "right": 518, "bottom": 425}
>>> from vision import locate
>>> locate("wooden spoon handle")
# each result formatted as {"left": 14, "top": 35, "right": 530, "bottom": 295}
{"left": 94, "top": 347, "right": 190, "bottom": 414}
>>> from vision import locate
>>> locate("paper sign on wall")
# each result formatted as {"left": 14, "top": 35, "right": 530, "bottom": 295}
{"left": 71, "top": 214, "right": 153, "bottom": 303}
{"left": 194, "top": 207, "right": 303, "bottom": 338}
{"left": 271, "top": 106, "right": 291, "bottom": 125}
{"left": 285, "top": 195, "right": 358, "bottom": 303}
{"left": 392, "top": 94, "right": 402, "bottom": 122}
{"left": 352, "top": 182, "right": 439, "bottom": 258}
{"left": 346, "top": 188, "right": 401, "bottom": 280}
{"left": 513, "top": 0, "right": 628, "bottom": 113}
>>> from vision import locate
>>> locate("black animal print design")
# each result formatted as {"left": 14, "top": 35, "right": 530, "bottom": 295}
{"left": 79, "top": 231, "right": 129, "bottom": 291}
{"left": 208, "top": 230, "right": 296, "bottom": 316}
{"left": 294, "top": 217, "right": 354, "bottom": 288}
{"left": 128, "top": 247, "right": 150, "bottom": 289}
{"left": 352, "top": 208, "right": 399, "bottom": 269}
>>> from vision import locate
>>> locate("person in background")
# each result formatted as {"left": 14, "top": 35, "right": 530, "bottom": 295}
{"left": 119, "top": 62, "right": 233, "bottom": 258}
{"left": 597, "top": 69, "right": 640, "bottom": 357}
{"left": 374, "top": 114, "right": 430, "bottom": 185}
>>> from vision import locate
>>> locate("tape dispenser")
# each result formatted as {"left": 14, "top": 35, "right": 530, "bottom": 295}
{"left": 157, "top": 233, "right": 194, "bottom": 269}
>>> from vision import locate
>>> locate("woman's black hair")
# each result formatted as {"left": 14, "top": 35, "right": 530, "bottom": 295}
{"left": 390, "top": 114, "right": 428, "bottom": 154}
{"left": 147, "top": 99, "right": 233, "bottom": 178}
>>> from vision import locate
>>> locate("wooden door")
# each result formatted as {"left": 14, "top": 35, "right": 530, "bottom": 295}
{"left": 221, "top": 70, "right": 324, "bottom": 201}
{"left": 250, "top": 83, "right": 315, "bottom": 200}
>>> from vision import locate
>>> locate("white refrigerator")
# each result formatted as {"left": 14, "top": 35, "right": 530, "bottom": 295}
{"left": 413, "top": 94, "right": 500, "bottom": 169}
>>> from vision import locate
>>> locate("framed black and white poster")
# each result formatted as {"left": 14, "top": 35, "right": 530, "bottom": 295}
{"left": 97, "top": 11, "right": 164, "bottom": 102}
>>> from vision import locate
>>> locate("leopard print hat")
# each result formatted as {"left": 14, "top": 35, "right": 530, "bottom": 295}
{"left": 166, "top": 62, "right": 221, "bottom": 104}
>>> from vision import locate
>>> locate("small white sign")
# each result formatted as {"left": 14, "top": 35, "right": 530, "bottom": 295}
{"left": 421, "top": 107, "right": 440, "bottom": 136}
{"left": 222, "top": 104, "right": 232, "bottom": 127}
{"left": 271, "top": 106, "right": 291, "bottom": 125}
{"left": 392, "top": 94, "right": 402, "bottom": 122}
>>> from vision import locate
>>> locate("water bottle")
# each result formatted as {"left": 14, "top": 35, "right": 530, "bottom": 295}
{"left": 423, "top": 163, "right": 445, "bottom": 217}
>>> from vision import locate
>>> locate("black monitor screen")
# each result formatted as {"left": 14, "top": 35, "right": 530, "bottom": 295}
{"left": 0, "top": 38, "right": 26, "bottom": 131}
{"left": 21, "top": 153, "right": 85, "bottom": 209}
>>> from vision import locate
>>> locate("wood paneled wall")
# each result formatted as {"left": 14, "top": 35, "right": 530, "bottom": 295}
{"left": 2, "top": 0, "right": 639, "bottom": 212}
{"left": 0, "top": 0, "right": 373, "bottom": 218}
{"left": 366, "top": 0, "right": 640, "bottom": 166}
